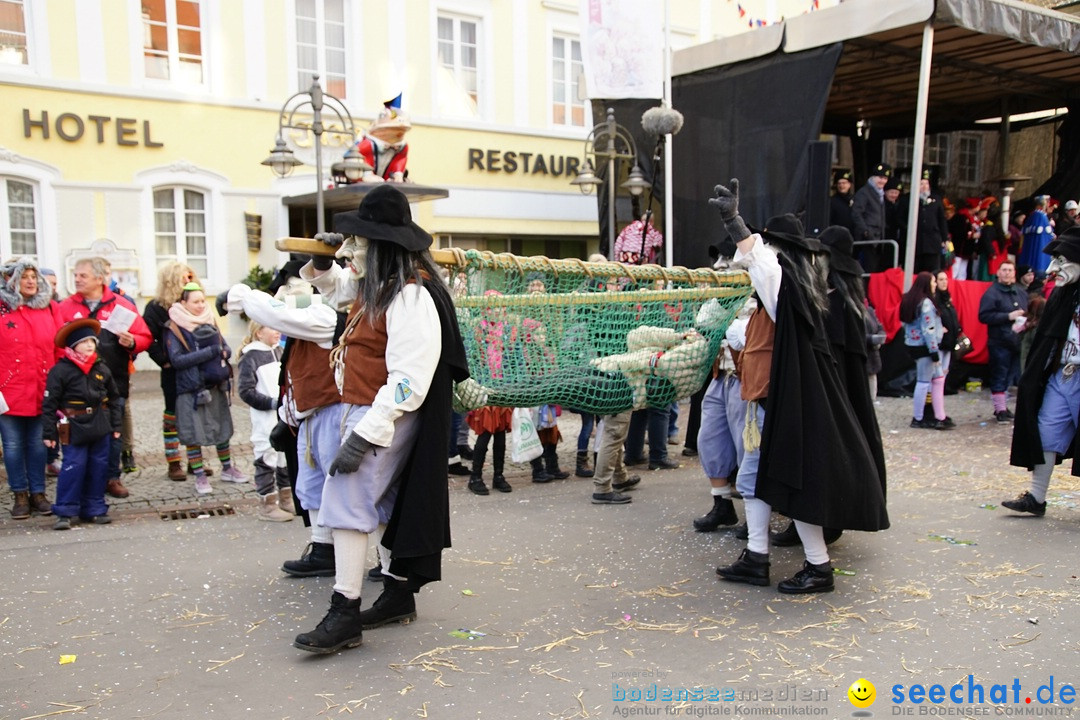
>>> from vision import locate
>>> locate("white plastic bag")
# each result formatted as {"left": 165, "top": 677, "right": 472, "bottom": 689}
{"left": 510, "top": 407, "right": 543, "bottom": 463}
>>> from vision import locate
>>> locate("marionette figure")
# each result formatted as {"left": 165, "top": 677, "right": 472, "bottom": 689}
{"left": 347, "top": 95, "right": 411, "bottom": 183}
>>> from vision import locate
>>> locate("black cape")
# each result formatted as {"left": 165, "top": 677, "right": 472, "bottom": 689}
{"left": 755, "top": 255, "right": 889, "bottom": 531}
{"left": 825, "top": 287, "right": 888, "bottom": 499}
{"left": 1011, "top": 282, "right": 1080, "bottom": 474}
{"left": 383, "top": 281, "right": 469, "bottom": 590}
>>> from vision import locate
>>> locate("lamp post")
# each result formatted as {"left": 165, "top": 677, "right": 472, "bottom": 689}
{"left": 261, "top": 75, "right": 370, "bottom": 235}
{"left": 570, "top": 108, "right": 651, "bottom": 260}
{"left": 995, "top": 172, "right": 1032, "bottom": 232}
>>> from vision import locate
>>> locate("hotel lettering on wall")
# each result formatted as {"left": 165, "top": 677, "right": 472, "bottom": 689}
{"left": 468, "top": 148, "right": 580, "bottom": 178}
{"left": 22, "top": 110, "right": 163, "bottom": 147}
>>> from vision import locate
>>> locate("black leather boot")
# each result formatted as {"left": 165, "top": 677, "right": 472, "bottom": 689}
{"left": 531, "top": 457, "right": 552, "bottom": 483}
{"left": 777, "top": 561, "right": 835, "bottom": 594}
{"left": 574, "top": 451, "right": 594, "bottom": 478}
{"left": 468, "top": 446, "right": 489, "bottom": 495}
{"left": 491, "top": 450, "right": 510, "bottom": 492}
{"left": 293, "top": 591, "right": 364, "bottom": 653}
{"left": 716, "top": 548, "right": 770, "bottom": 586}
{"left": 543, "top": 444, "right": 570, "bottom": 479}
{"left": 693, "top": 495, "right": 738, "bottom": 532}
{"left": 282, "top": 542, "right": 335, "bottom": 577}
{"left": 360, "top": 578, "right": 417, "bottom": 629}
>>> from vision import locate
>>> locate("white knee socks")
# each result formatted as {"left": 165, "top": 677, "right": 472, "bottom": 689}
{"left": 308, "top": 508, "right": 332, "bottom": 545}
{"left": 794, "top": 521, "right": 829, "bottom": 565}
{"left": 1030, "top": 451, "right": 1056, "bottom": 504}
{"left": 369, "top": 523, "right": 406, "bottom": 581}
{"left": 331, "top": 528, "right": 369, "bottom": 600}
{"left": 744, "top": 497, "right": 772, "bottom": 555}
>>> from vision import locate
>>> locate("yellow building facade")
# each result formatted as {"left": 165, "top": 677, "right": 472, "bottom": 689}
{"left": 0, "top": 0, "right": 834, "bottom": 302}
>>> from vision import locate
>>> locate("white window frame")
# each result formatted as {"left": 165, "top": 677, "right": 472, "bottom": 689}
{"left": 432, "top": 3, "right": 493, "bottom": 122}
{"left": 135, "top": 165, "right": 227, "bottom": 294}
{"left": 0, "top": 0, "right": 48, "bottom": 76}
{"left": 0, "top": 176, "right": 40, "bottom": 263}
{"left": 0, "top": 151, "right": 58, "bottom": 270}
{"left": 550, "top": 31, "right": 585, "bottom": 129}
{"left": 292, "top": 0, "right": 350, "bottom": 100}
{"left": 152, "top": 186, "right": 210, "bottom": 280}
{"left": 138, "top": 0, "right": 207, "bottom": 88}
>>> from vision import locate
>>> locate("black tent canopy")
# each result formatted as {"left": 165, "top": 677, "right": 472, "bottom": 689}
{"left": 669, "top": 0, "right": 1080, "bottom": 271}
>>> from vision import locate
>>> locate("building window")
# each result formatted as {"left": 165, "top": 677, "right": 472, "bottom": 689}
{"left": 142, "top": 0, "right": 203, "bottom": 85}
{"left": 888, "top": 133, "right": 951, "bottom": 178}
{"left": 1, "top": 178, "right": 38, "bottom": 262}
{"left": 295, "top": 0, "right": 346, "bottom": 99}
{"left": 925, "top": 133, "right": 949, "bottom": 168}
{"left": 552, "top": 34, "right": 584, "bottom": 127}
{"left": 0, "top": 0, "right": 27, "bottom": 66}
{"left": 957, "top": 134, "right": 982, "bottom": 186}
{"left": 436, "top": 13, "right": 480, "bottom": 117}
{"left": 154, "top": 187, "right": 207, "bottom": 278}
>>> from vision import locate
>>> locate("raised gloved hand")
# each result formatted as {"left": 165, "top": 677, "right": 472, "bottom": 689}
{"left": 215, "top": 289, "right": 230, "bottom": 317}
{"left": 328, "top": 431, "right": 372, "bottom": 476}
{"left": 452, "top": 378, "right": 489, "bottom": 413}
{"left": 311, "top": 232, "right": 344, "bottom": 270}
{"left": 709, "top": 178, "right": 751, "bottom": 242}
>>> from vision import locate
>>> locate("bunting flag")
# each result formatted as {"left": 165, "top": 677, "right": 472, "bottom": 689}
{"left": 731, "top": 0, "right": 823, "bottom": 29}
{"left": 384, "top": 93, "right": 403, "bottom": 119}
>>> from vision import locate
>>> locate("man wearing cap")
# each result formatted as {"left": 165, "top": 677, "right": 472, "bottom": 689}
{"left": 57, "top": 257, "right": 152, "bottom": 500}
{"left": 1004, "top": 227, "right": 1080, "bottom": 517}
{"left": 710, "top": 180, "right": 888, "bottom": 595}
{"left": 897, "top": 170, "right": 950, "bottom": 274}
{"left": 852, "top": 163, "right": 891, "bottom": 272}
{"left": 1019, "top": 196, "right": 1055, "bottom": 273}
{"left": 292, "top": 184, "right": 469, "bottom": 654}
{"left": 828, "top": 169, "right": 855, "bottom": 234}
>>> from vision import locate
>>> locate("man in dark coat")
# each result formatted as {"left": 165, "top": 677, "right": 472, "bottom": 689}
{"left": 828, "top": 169, "right": 855, "bottom": 234}
{"left": 1004, "top": 227, "right": 1080, "bottom": 516}
{"left": 711, "top": 180, "right": 889, "bottom": 595}
{"left": 851, "top": 163, "right": 891, "bottom": 272}
{"left": 897, "top": 170, "right": 950, "bottom": 274}
{"left": 978, "top": 261, "right": 1028, "bottom": 422}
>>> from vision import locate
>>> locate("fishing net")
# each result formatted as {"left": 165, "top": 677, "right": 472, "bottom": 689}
{"left": 443, "top": 250, "right": 753, "bottom": 416}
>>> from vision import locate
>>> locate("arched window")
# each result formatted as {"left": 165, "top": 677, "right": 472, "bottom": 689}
{"left": 0, "top": 177, "right": 39, "bottom": 262}
{"left": 153, "top": 186, "right": 207, "bottom": 278}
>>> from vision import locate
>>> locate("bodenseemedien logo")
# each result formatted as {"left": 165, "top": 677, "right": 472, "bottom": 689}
{"left": 848, "top": 678, "right": 876, "bottom": 717}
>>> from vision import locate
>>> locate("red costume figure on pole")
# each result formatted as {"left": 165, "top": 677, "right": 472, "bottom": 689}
{"left": 346, "top": 95, "right": 411, "bottom": 183}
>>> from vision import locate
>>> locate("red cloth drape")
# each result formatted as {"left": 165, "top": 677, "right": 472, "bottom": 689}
{"left": 865, "top": 269, "right": 991, "bottom": 364}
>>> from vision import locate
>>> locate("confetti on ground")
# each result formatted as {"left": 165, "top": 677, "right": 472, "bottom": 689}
{"left": 833, "top": 568, "right": 857, "bottom": 576}
{"left": 928, "top": 533, "right": 977, "bottom": 545}
{"left": 978, "top": 503, "right": 997, "bottom": 509}
{"left": 449, "top": 628, "right": 486, "bottom": 640}
{"left": 461, "top": 589, "right": 475, "bottom": 596}
{"left": 58, "top": 654, "right": 76, "bottom": 665}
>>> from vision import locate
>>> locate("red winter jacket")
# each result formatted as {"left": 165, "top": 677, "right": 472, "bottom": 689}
{"left": 57, "top": 287, "right": 152, "bottom": 398}
{"left": 0, "top": 265, "right": 63, "bottom": 417}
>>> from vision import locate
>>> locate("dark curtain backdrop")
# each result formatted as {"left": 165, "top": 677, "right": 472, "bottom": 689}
{"left": 670, "top": 44, "right": 842, "bottom": 268}
{"left": 1034, "top": 102, "right": 1080, "bottom": 206}
{"left": 588, "top": 98, "right": 664, "bottom": 258}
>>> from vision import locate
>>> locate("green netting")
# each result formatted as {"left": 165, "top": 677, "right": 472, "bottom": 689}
{"left": 445, "top": 250, "right": 753, "bottom": 416}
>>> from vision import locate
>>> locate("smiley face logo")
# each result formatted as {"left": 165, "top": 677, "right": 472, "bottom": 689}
{"left": 848, "top": 678, "right": 876, "bottom": 709}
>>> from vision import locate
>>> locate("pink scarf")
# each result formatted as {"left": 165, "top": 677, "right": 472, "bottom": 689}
{"left": 168, "top": 302, "right": 216, "bottom": 332}
{"left": 64, "top": 347, "right": 97, "bottom": 374}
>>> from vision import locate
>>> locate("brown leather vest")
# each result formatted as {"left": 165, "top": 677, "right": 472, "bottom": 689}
{"left": 737, "top": 307, "right": 775, "bottom": 401}
{"left": 339, "top": 301, "right": 388, "bottom": 407}
{"left": 288, "top": 340, "right": 339, "bottom": 412}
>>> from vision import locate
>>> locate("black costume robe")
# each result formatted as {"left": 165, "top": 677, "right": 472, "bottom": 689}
{"left": 754, "top": 255, "right": 889, "bottom": 531}
{"left": 1010, "top": 282, "right": 1080, "bottom": 474}
{"left": 383, "top": 280, "right": 469, "bottom": 589}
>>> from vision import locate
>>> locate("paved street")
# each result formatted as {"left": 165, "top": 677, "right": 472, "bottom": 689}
{"left": 1, "top": 375, "right": 1078, "bottom": 719}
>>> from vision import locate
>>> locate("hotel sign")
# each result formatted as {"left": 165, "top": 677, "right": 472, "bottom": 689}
{"left": 22, "top": 109, "right": 163, "bottom": 147}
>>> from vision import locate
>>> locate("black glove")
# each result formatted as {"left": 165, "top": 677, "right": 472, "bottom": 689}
{"left": 311, "top": 232, "right": 344, "bottom": 271}
{"left": 328, "top": 432, "right": 372, "bottom": 476}
{"left": 709, "top": 178, "right": 751, "bottom": 241}
{"left": 930, "top": 352, "right": 940, "bottom": 363}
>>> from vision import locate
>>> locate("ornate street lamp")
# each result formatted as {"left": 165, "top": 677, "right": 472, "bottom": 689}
{"left": 570, "top": 107, "right": 650, "bottom": 259}
{"left": 261, "top": 75, "right": 371, "bottom": 234}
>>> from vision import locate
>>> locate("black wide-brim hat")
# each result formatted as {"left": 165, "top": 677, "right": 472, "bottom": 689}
{"left": 817, "top": 225, "right": 862, "bottom": 276}
{"left": 332, "top": 184, "right": 433, "bottom": 251}
{"left": 757, "top": 213, "right": 821, "bottom": 253}
{"left": 55, "top": 317, "right": 100, "bottom": 349}
{"left": 1043, "top": 226, "right": 1080, "bottom": 264}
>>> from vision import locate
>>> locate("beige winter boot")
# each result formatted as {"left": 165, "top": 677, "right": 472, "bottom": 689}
{"left": 277, "top": 486, "right": 297, "bottom": 515}
{"left": 258, "top": 493, "right": 293, "bottom": 522}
